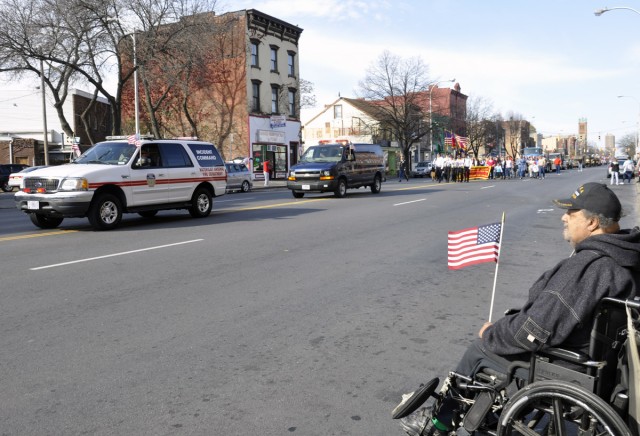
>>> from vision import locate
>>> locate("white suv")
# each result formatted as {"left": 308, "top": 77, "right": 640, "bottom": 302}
{"left": 15, "top": 137, "right": 227, "bottom": 230}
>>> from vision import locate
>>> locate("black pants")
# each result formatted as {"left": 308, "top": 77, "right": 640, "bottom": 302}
{"left": 435, "top": 340, "right": 529, "bottom": 428}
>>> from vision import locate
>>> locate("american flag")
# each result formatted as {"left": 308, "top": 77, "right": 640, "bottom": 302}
{"left": 444, "top": 132, "right": 455, "bottom": 147}
{"left": 455, "top": 134, "right": 469, "bottom": 150}
{"left": 127, "top": 134, "right": 142, "bottom": 147}
{"left": 448, "top": 222, "right": 501, "bottom": 270}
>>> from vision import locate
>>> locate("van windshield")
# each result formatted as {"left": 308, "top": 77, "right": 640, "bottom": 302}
{"left": 300, "top": 145, "right": 343, "bottom": 163}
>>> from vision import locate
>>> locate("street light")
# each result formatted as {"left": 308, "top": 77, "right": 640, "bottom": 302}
{"left": 595, "top": 6, "right": 640, "bottom": 16}
{"left": 617, "top": 95, "right": 640, "bottom": 155}
{"left": 429, "top": 78, "right": 456, "bottom": 158}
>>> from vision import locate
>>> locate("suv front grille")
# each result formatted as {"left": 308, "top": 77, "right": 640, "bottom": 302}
{"left": 24, "top": 177, "right": 60, "bottom": 192}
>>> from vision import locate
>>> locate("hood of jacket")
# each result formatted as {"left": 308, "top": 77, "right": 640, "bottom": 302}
{"left": 576, "top": 226, "right": 640, "bottom": 270}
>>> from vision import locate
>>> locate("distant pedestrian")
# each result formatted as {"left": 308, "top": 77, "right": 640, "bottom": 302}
{"left": 622, "top": 158, "right": 635, "bottom": 184}
{"left": 263, "top": 159, "right": 270, "bottom": 186}
{"left": 537, "top": 156, "right": 546, "bottom": 179}
{"left": 554, "top": 156, "right": 562, "bottom": 174}
{"left": 610, "top": 159, "right": 620, "bottom": 185}
{"left": 398, "top": 159, "right": 408, "bottom": 182}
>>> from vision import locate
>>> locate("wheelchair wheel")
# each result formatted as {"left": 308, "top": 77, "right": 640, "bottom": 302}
{"left": 497, "top": 380, "right": 631, "bottom": 436}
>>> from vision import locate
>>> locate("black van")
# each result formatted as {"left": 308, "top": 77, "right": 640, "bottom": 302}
{"left": 287, "top": 143, "right": 385, "bottom": 198}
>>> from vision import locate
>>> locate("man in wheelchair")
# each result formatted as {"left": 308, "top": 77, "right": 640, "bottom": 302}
{"left": 396, "top": 183, "right": 640, "bottom": 435}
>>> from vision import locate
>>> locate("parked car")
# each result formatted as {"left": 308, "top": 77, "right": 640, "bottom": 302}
{"left": 7, "top": 166, "right": 47, "bottom": 191}
{"left": 225, "top": 162, "right": 252, "bottom": 192}
{"left": 0, "top": 164, "right": 29, "bottom": 192}
{"left": 412, "top": 161, "right": 433, "bottom": 178}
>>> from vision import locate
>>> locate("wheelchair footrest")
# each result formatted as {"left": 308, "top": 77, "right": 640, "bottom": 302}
{"left": 463, "top": 390, "right": 495, "bottom": 432}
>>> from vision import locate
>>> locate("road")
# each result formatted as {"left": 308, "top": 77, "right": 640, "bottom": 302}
{"left": 0, "top": 168, "right": 637, "bottom": 435}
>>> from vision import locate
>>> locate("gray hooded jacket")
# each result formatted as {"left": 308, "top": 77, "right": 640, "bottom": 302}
{"left": 482, "top": 227, "right": 640, "bottom": 355}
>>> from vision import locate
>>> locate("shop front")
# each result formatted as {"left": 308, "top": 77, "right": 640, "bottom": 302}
{"left": 249, "top": 116, "right": 301, "bottom": 180}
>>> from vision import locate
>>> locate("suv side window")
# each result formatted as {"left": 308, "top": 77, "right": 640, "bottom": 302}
{"left": 134, "top": 144, "right": 162, "bottom": 168}
{"left": 160, "top": 143, "right": 193, "bottom": 168}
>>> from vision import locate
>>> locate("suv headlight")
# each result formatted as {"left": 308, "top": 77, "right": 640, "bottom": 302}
{"left": 59, "top": 177, "right": 89, "bottom": 191}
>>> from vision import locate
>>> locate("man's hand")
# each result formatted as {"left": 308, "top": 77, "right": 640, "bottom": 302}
{"left": 479, "top": 321, "right": 493, "bottom": 338}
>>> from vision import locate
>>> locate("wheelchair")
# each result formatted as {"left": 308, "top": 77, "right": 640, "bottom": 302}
{"left": 393, "top": 297, "right": 640, "bottom": 435}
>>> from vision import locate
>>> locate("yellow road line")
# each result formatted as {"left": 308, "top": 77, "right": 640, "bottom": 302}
{"left": 0, "top": 229, "right": 79, "bottom": 242}
{"left": 1, "top": 198, "right": 329, "bottom": 242}
{"left": 221, "top": 197, "right": 330, "bottom": 212}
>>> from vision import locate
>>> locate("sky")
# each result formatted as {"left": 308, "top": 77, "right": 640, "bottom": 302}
{"left": 224, "top": 0, "right": 640, "bottom": 147}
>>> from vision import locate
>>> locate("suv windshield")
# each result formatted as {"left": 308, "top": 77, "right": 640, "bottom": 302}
{"left": 74, "top": 142, "right": 137, "bottom": 165}
{"left": 300, "top": 145, "right": 344, "bottom": 163}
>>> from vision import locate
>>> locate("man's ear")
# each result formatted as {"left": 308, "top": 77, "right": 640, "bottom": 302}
{"left": 587, "top": 216, "right": 601, "bottom": 232}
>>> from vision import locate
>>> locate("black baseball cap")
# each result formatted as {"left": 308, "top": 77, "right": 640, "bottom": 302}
{"left": 553, "top": 182, "right": 622, "bottom": 220}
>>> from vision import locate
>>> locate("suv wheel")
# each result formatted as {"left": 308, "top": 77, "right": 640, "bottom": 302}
{"left": 29, "top": 213, "right": 63, "bottom": 229}
{"left": 334, "top": 178, "right": 347, "bottom": 198}
{"left": 189, "top": 187, "right": 212, "bottom": 218}
{"left": 2, "top": 182, "right": 12, "bottom": 192}
{"left": 371, "top": 175, "right": 382, "bottom": 194}
{"left": 241, "top": 180, "right": 250, "bottom": 192}
{"left": 88, "top": 193, "right": 123, "bottom": 230}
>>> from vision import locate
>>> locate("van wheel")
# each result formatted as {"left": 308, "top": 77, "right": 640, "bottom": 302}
{"left": 29, "top": 213, "right": 63, "bottom": 229}
{"left": 189, "top": 187, "right": 212, "bottom": 218}
{"left": 88, "top": 193, "right": 122, "bottom": 230}
{"left": 371, "top": 175, "right": 382, "bottom": 194}
{"left": 334, "top": 178, "right": 347, "bottom": 198}
{"left": 292, "top": 191, "right": 304, "bottom": 198}
{"left": 2, "top": 182, "right": 13, "bottom": 192}
{"left": 241, "top": 181, "right": 251, "bottom": 192}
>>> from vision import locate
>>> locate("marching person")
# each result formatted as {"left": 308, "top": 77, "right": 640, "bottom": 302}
{"left": 399, "top": 182, "right": 640, "bottom": 435}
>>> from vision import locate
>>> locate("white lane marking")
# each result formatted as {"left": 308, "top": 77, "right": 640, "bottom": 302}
{"left": 538, "top": 209, "right": 554, "bottom": 213}
{"left": 481, "top": 185, "right": 495, "bottom": 189}
{"left": 30, "top": 239, "right": 204, "bottom": 271}
{"left": 394, "top": 199, "right": 427, "bottom": 206}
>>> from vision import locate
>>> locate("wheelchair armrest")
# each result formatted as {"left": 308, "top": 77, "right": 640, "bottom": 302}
{"left": 504, "top": 308, "right": 520, "bottom": 316}
{"left": 540, "top": 347, "right": 589, "bottom": 363}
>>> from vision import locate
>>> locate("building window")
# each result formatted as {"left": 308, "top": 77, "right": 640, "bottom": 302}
{"left": 252, "top": 80, "right": 261, "bottom": 112}
{"left": 271, "top": 85, "right": 279, "bottom": 114}
{"left": 250, "top": 40, "right": 259, "bottom": 68}
{"left": 270, "top": 45, "right": 278, "bottom": 72}
{"left": 334, "top": 105, "right": 342, "bottom": 119}
{"left": 288, "top": 88, "right": 296, "bottom": 117}
{"left": 287, "top": 51, "right": 295, "bottom": 77}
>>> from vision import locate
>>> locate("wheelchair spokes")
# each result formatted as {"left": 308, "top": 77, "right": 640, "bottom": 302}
{"left": 497, "top": 380, "right": 631, "bottom": 436}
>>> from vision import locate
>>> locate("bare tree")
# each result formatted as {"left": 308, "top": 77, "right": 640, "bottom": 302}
{"left": 504, "top": 111, "right": 527, "bottom": 158}
{"left": 465, "top": 96, "right": 498, "bottom": 159}
{"left": 299, "top": 78, "right": 316, "bottom": 109}
{"left": 358, "top": 50, "right": 431, "bottom": 166}
{"left": 0, "top": 0, "right": 217, "bottom": 137}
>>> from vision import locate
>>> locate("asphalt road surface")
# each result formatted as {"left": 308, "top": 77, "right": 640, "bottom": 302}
{"left": 0, "top": 167, "right": 637, "bottom": 435}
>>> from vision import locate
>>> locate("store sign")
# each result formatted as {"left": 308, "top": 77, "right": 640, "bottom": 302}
{"left": 257, "top": 129, "right": 285, "bottom": 144}
{"left": 270, "top": 115, "right": 286, "bottom": 128}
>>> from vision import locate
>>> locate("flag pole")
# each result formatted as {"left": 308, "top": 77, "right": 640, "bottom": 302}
{"left": 488, "top": 212, "right": 506, "bottom": 322}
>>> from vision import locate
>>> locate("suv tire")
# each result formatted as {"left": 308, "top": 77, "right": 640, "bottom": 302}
{"left": 2, "top": 182, "right": 12, "bottom": 192}
{"left": 29, "top": 213, "right": 63, "bottom": 229}
{"left": 241, "top": 180, "right": 250, "bottom": 192}
{"left": 89, "top": 193, "right": 123, "bottom": 230}
{"left": 189, "top": 187, "right": 212, "bottom": 218}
